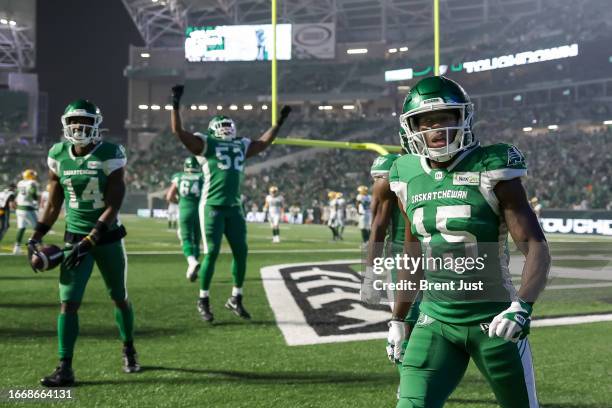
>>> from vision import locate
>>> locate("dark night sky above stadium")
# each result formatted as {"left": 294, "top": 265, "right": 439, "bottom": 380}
{"left": 37, "top": 0, "right": 143, "bottom": 140}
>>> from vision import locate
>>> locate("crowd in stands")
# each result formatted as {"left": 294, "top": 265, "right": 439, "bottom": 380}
{"left": 2, "top": 98, "right": 610, "bottom": 211}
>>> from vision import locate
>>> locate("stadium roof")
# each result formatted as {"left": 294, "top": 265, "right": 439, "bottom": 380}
{"left": 0, "top": 0, "right": 35, "bottom": 70}
{"left": 122, "top": 0, "right": 546, "bottom": 47}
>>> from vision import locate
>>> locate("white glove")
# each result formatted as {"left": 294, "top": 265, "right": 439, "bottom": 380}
{"left": 488, "top": 300, "right": 532, "bottom": 342}
{"left": 386, "top": 320, "right": 406, "bottom": 363}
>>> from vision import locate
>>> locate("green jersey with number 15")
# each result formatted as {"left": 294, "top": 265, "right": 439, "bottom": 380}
{"left": 47, "top": 141, "right": 127, "bottom": 234}
{"left": 171, "top": 171, "right": 203, "bottom": 208}
{"left": 195, "top": 133, "right": 250, "bottom": 207}
{"left": 389, "top": 143, "right": 527, "bottom": 324}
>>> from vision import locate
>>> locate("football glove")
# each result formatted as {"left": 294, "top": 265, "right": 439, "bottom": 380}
{"left": 62, "top": 238, "right": 94, "bottom": 270}
{"left": 171, "top": 84, "right": 184, "bottom": 109}
{"left": 386, "top": 320, "right": 406, "bottom": 364}
{"left": 488, "top": 299, "right": 532, "bottom": 342}
{"left": 277, "top": 105, "right": 292, "bottom": 126}
{"left": 27, "top": 238, "right": 43, "bottom": 273}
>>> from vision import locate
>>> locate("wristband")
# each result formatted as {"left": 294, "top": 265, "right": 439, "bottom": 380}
{"left": 94, "top": 221, "right": 109, "bottom": 234}
{"left": 34, "top": 222, "right": 51, "bottom": 236}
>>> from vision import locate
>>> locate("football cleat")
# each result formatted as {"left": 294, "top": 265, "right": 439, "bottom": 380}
{"left": 122, "top": 346, "right": 141, "bottom": 373}
{"left": 40, "top": 366, "right": 75, "bottom": 387}
{"left": 186, "top": 263, "right": 199, "bottom": 282}
{"left": 225, "top": 295, "right": 251, "bottom": 320}
{"left": 197, "top": 297, "right": 214, "bottom": 322}
{"left": 12, "top": 244, "right": 21, "bottom": 255}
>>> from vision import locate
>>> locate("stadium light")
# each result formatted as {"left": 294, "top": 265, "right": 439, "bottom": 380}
{"left": 152, "top": 0, "right": 159, "bottom": 2}
{"left": 217, "top": 105, "right": 223, "bottom": 110}
{"left": 140, "top": 52, "right": 151, "bottom": 58}
{"left": 262, "top": 104, "right": 268, "bottom": 110}
{"left": 318, "top": 105, "right": 333, "bottom": 110}
{"left": 243, "top": 104, "right": 253, "bottom": 111}
{"left": 190, "top": 105, "right": 197, "bottom": 110}
{"left": 346, "top": 48, "right": 368, "bottom": 55}
{"left": 198, "top": 105, "right": 208, "bottom": 111}
{"left": 399, "top": 47, "right": 409, "bottom": 52}
{"left": 523, "top": 127, "right": 533, "bottom": 132}
{"left": 164, "top": 104, "right": 172, "bottom": 110}
{"left": 388, "top": 48, "right": 398, "bottom": 53}
{"left": 150, "top": 104, "right": 161, "bottom": 110}
{"left": 548, "top": 125, "right": 559, "bottom": 130}
{"left": 392, "top": 112, "right": 397, "bottom": 117}
{"left": 229, "top": 105, "right": 238, "bottom": 111}
{"left": 603, "top": 120, "right": 612, "bottom": 125}
{"left": 342, "top": 105, "right": 355, "bottom": 110}
{"left": 0, "top": 19, "right": 7, "bottom": 25}
{"left": 138, "top": 105, "right": 149, "bottom": 110}
{"left": 9, "top": 20, "right": 16, "bottom": 26}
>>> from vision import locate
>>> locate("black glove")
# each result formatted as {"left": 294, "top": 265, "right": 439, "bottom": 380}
{"left": 171, "top": 85, "right": 185, "bottom": 110}
{"left": 62, "top": 238, "right": 94, "bottom": 270}
{"left": 27, "top": 238, "right": 43, "bottom": 273}
{"left": 277, "top": 105, "right": 292, "bottom": 126}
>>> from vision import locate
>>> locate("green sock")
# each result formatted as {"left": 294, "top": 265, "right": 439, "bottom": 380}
{"left": 15, "top": 228, "right": 25, "bottom": 245}
{"left": 58, "top": 313, "right": 79, "bottom": 359}
{"left": 114, "top": 304, "right": 135, "bottom": 342}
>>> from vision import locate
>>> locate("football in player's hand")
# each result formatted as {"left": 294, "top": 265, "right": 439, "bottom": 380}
{"left": 31, "top": 245, "right": 64, "bottom": 271}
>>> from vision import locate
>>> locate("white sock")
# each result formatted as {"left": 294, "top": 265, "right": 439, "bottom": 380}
{"left": 232, "top": 287, "right": 243, "bottom": 297}
{"left": 187, "top": 256, "right": 198, "bottom": 267}
{"left": 199, "top": 290, "right": 209, "bottom": 298}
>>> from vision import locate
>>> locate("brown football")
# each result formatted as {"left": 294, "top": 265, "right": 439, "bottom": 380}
{"left": 31, "top": 245, "right": 64, "bottom": 271}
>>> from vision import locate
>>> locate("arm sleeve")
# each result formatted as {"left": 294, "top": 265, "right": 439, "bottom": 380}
{"left": 103, "top": 144, "right": 128, "bottom": 176}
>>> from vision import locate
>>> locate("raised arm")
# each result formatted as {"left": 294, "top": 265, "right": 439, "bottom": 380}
{"left": 246, "top": 106, "right": 292, "bottom": 158}
{"left": 170, "top": 85, "right": 205, "bottom": 156}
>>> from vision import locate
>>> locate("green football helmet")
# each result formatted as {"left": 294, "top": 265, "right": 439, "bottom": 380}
{"left": 208, "top": 115, "right": 236, "bottom": 140}
{"left": 399, "top": 76, "right": 475, "bottom": 162}
{"left": 183, "top": 156, "right": 201, "bottom": 173}
{"left": 61, "top": 99, "right": 103, "bottom": 146}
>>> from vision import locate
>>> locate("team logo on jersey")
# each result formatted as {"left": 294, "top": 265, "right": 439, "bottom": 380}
{"left": 507, "top": 146, "right": 525, "bottom": 167}
{"left": 260, "top": 260, "right": 390, "bottom": 346}
{"left": 434, "top": 171, "right": 444, "bottom": 181}
{"left": 453, "top": 172, "right": 480, "bottom": 186}
{"left": 87, "top": 161, "right": 102, "bottom": 169}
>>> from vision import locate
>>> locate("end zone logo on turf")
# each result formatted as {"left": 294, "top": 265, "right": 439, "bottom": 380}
{"left": 260, "top": 260, "right": 390, "bottom": 346}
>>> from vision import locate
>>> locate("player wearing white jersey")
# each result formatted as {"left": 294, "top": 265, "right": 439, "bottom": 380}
{"left": 264, "top": 186, "right": 284, "bottom": 243}
{"left": 14, "top": 169, "right": 39, "bottom": 254}
{"left": 335, "top": 192, "right": 347, "bottom": 240}
{"left": 356, "top": 185, "right": 372, "bottom": 245}
{"left": 0, "top": 183, "right": 16, "bottom": 243}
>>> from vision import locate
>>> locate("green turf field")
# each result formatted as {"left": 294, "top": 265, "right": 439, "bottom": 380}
{"left": 1, "top": 215, "right": 611, "bottom": 407}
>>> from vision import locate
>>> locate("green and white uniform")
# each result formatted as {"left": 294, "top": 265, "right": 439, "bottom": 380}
{"left": 172, "top": 171, "right": 203, "bottom": 259}
{"left": 47, "top": 141, "right": 128, "bottom": 303}
{"left": 389, "top": 143, "right": 538, "bottom": 408}
{"left": 356, "top": 193, "right": 372, "bottom": 230}
{"left": 194, "top": 132, "right": 250, "bottom": 292}
{"left": 15, "top": 179, "right": 39, "bottom": 229}
{"left": 371, "top": 154, "right": 420, "bottom": 379}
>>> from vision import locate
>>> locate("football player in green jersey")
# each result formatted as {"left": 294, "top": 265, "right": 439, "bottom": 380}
{"left": 364, "top": 145, "right": 420, "bottom": 400}
{"left": 387, "top": 76, "right": 550, "bottom": 408}
{"left": 166, "top": 157, "right": 204, "bottom": 282}
{"left": 27, "top": 99, "right": 140, "bottom": 387}
{"left": 170, "top": 85, "right": 291, "bottom": 322}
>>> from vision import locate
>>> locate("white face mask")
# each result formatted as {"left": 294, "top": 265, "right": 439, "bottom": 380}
{"left": 400, "top": 103, "right": 476, "bottom": 162}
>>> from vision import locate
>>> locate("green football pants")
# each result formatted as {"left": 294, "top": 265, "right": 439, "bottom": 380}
{"left": 199, "top": 204, "right": 248, "bottom": 291}
{"left": 59, "top": 240, "right": 128, "bottom": 303}
{"left": 178, "top": 205, "right": 201, "bottom": 259}
{"left": 397, "top": 313, "right": 538, "bottom": 408}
